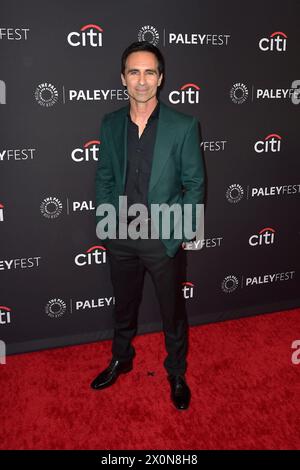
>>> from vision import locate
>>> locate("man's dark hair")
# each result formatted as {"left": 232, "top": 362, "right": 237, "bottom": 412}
{"left": 121, "top": 41, "right": 165, "bottom": 77}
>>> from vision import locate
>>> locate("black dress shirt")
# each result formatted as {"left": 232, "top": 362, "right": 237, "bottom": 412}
{"left": 124, "top": 100, "right": 160, "bottom": 214}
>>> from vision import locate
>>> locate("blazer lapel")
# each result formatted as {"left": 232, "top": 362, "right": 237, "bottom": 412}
{"left": 112, "top": 101, "right": 174, "bottom": 195}
{"left": 148, "top": 102, "right": 175, "bottom": 194}
{"left": 110, "top": 105, "right": 128, "bottom": 190}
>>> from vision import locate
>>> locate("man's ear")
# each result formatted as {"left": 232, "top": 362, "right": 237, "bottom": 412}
{"left": 158, "top": 73, "right": 163, "bottom": 86}
{"left": 121, "top": 73, "right": 126, "bottom": 87}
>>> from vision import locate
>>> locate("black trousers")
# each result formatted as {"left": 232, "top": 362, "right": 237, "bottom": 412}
{"left": 105, "top": 227, "right": 188, "bottom": 375}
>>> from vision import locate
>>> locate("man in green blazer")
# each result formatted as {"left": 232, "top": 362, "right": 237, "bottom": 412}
{"left": 91, "top": 41, "right": 205, "bottom": 410}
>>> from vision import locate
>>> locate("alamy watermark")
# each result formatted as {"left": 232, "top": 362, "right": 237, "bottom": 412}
{"left": 96, "top": 196, "right": 204, "bottom": 244}
{"left": 0, "top": 340, "right": 6, "bottom": 364}
{"left": 291, "top": 340, "right": 300, "bottom": 365}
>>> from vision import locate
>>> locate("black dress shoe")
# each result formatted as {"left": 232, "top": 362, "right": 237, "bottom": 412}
{"left": 90, "top": 358, "right": 133, "bottom": 390}
{"left": 168, "top": 374, "right": 191, "bottom": 410}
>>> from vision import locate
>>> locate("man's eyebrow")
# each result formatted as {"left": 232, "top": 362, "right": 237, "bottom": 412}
{"left": 127, "top": 68, "right": 158, "bottom": 73}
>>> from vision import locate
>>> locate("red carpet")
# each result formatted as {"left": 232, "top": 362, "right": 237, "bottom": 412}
{"left": 1, "top": 308, "right": 300, "bottom": 450}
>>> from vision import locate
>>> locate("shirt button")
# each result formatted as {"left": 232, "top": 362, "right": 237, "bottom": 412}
{"left": 137, "top": 148, "right": 142, "bottom": 152}
{"left": 136, "top": 169, "right": 139, "bottom": 173}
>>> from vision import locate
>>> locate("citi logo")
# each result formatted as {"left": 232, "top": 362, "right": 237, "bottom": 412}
{"left": 0, "top": 306, "right": 11, "bottom": 325}
{"left": 71, "top": 140, "right": 100, "bottom": 162}
{"left": 259, "top": 31, "right": 287, "bottom": 52}
{"left": 249, "top": 227, "right": 276, "bottom": 246}
{"left": 182, "top": 281, "right": 194, "bottom": 299}
{"left": 67, "top": 24, "right": 103, "bottom": 47}
{"left": 75, "top": 245, "right": 107, "bottom": 266}
{"left": 0, "top": 203, "right": 4, "bottom": 222}
{"left": 169, "top": 83, "right": 200, "bottom": 105}
{"left": 254, "top": 133, "right": 282, "bottom": 153}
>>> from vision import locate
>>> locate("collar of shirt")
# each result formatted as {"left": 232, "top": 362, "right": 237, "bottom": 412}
{"left": 127, "top": 100, "right": 160, "bottom": 123}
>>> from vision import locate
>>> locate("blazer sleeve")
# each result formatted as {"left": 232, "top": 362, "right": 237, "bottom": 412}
{"left": 95, "top": 115, "right": 115, "bottom": 226}
{"left": 180, "top": 117, "right": 205, "bottom": 242}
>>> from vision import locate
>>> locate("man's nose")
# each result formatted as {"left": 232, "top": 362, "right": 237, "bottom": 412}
{"left": 139, "top": 73, "right": 145, "bottom": 85}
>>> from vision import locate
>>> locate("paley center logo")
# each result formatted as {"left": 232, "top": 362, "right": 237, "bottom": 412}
{"left": 254, "top": 133, "right": 282, "bottom": 154}
{"left": 71, "top": 139, "right": 100, "bottom": 162}
{"left": 67, "top": 24, "right": 103, "bottom": 47}
{"left": 259, "top": 31, "right": 287, "bottom": 52}
{"left": 169, "top": 83, "right": 200, "bottom": 105}
{"left": 0, "top": 306, "right": 11, "bottom": 325}
{"left": 34, "top": 83, "right": 59, "bottom": 107}
{"left": 226, "top": 184, "right": 244, "bottom": 203}
{"left": 40, "top": 197, "right": 63, "bottom": 218}
{"left": 222, "top": 275, "right": 239, "bottom": 293}
{"left": 138, "top": 25, "right": 159, "bottom": 45}
{"left": 45, "top": 299, "right": 67, "bottom": 319}
{"left": 75, "top": 245, "right": 108, "bottom": 266}
{"left": 248, "top": 227, "right": 276, "bottom": 247}
{"left": 230, "top": 83, "right": 249, "bottom": 104}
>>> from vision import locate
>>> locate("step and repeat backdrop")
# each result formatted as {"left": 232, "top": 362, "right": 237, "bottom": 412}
{"left": 1, "top": 0, "right": 299, "bottom": 354}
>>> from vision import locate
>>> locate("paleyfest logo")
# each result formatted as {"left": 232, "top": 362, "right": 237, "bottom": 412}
{"left": 67, "top": 24, "right": 104, "bottom": 47}
{"left": 230, "top": 81, "right": 300, "bottom": 104}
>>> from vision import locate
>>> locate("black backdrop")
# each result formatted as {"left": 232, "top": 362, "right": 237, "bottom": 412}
{"left": 1, "top": 0, "right": 299, "bottom": 354}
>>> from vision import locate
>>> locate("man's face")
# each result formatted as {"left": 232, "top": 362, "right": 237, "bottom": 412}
{"left": 121, "top": 51, "right": 163, "bottom": 104}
